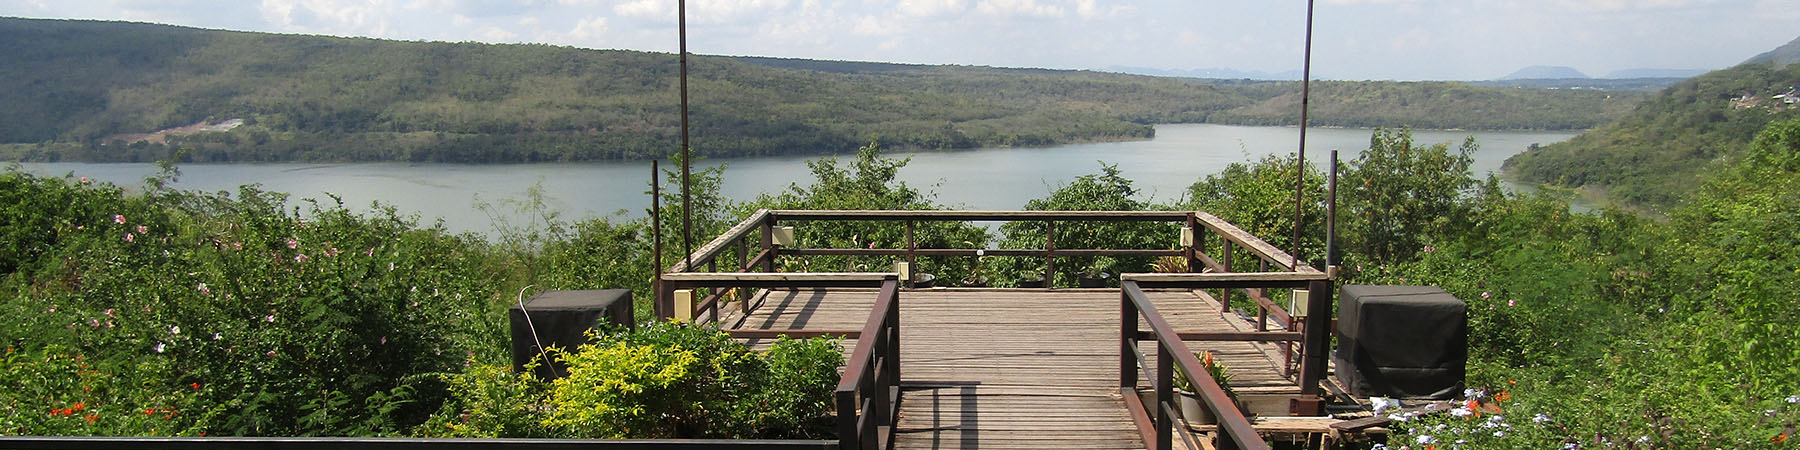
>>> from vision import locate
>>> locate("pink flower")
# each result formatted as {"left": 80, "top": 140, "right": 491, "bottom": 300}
{"left": 264, "top": 314, "right": 275, "bottom": 322}
{"left": 232, "top": 242, "right": 243, "bottom": 250}
{"left": 1507, "top": 299, "right": 1516, "bottom": 307}
{"left": 197, "top": 283, "right": 210, "bottom": 295}
{"left": 113, "top": 215, "right": 126, "bottom": 224}
{"left": 135, "top": 225, "right": 147, "bottom": 234}
{"left": 294, "top": 254, "right": 308, "bottom": 262}
{"left": 103, "top": 308, "right": 115, "bottom": 318}
{"left": 124, "top": 233, "right": 134, "bottom": 243}
{"left": 89, "top": 319, "right": 101, "bottom": 327}
{"left": 378, "top": 336, "right": 387, "bottom": 345}
{"left": 286, "top": 238, "right": 298, "bottom": 249}
{"left": 79, "top": 177, "right": 89, "bottom": 183}
{"left": 265, "top": 350, "right": 277, "bottom": 358}
{"left": 1481, "top": 291, "right": 1491, "bottom": 299}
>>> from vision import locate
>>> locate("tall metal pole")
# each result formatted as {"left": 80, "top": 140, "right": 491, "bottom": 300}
{"left": 678, "top": 0, "right": 693, "bottom": 272}
{"left": 1290, "top": 0, "right": 1316, "bottom": 270}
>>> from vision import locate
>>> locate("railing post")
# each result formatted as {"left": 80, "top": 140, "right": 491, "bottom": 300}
{"left": 1155, "top": 345, "right": 1174, "bottom": 450}
{"left": 904, "top": 220, "right": 916, "bottom": 288}
{"left": 1044, "top": 220, "right": 1056, "bottom": 288}
{"left": 1121, "top": 286, "right": 1136, "bottom": 389}
{"left": 1297, "top": 279, "right": 1333, "bottom": 415}
{"left": 1220, "top": 243, "right": 1233, "bottom": 313}
{"left": 1256, "top": 259, "right": 1269, "bottom": 331}
{"left": 760, "top": 214, "right": 776, "bottom": 272}
{"left": 1185, "top": 213, "right": 1201, "bottom": 276}
{"left": 837, "top": 388, "right": 857, "bottom": 450}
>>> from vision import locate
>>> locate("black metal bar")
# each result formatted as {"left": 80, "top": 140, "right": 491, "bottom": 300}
{"left": 1297, "top": 279, "right": 1333, "bottom": 414}
{"left": 678, "top": 0, "right": 693, "bottom": 276}
{"left": 1291, "top": 0, "right": 1317, "bottom": 271}
{"left": 0, "top": 437, "right": 838, "bottom": 450}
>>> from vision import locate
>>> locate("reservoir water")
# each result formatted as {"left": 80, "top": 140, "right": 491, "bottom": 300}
{"left": 15, "top": 124, "right": 1578, "bottom": 235}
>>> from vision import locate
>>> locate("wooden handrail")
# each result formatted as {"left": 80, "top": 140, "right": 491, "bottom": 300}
{"left": 836, "top": 278, "right": 901, "bottom": 450}
{"left": 0, "top": 436, "right": 837, "bottom": 449}
{"left": 668, "top": 209, "right": 769, "bottom": 274}
{"left": 1192, "top": 211, "right": 1323, "bottom": 274}
{"left": 1122, "top": 280, "right": 1269, "bottom": 450}
{"left": 770, "top": 209, "right": 1191, "bottom": 222}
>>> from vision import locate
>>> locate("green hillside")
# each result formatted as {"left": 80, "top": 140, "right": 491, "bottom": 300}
{"left": 1503, "top": 47, "right": 1800, "bottom": 209}
{"left": 0, "top": 17, "right": 1642, "bottom": 163}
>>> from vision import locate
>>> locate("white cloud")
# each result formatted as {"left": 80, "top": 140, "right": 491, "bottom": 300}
{"left": 451, "top": 13, "right": 471, "bottom": 26}
{"left": 259, "top": 0, "right": 396, "bottom": 36}
{"left": 536, "top": 15, "right": 607, "bottom": 47}
{"left": 519, "top": 16, "right": 539, "bottom": 26}
{"left": 474, "top": 25, "right": 517, "bottom": 41}
{"left": 896, "top": 0, "right": 966, "bottom": 18}
{"left": 974, "top": 0, "right": 1064, "bottom": 19}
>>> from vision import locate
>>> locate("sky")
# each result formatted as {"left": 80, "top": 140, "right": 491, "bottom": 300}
{"left": 3, "top": 0, "right": 1798, "bottom": 80}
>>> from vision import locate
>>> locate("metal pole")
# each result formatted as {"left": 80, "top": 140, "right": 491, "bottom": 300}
{"left": 1327, "top": 149, "right": 1339, "bottom": 271}
{"left": 1290, "top": 0, "right": 1316, "bottom": 270}
{"left": 652, "top": 160, "right": 663, "bottom": 319}
{"left": 678, "top": 0, "right": 694, "bottom": 273}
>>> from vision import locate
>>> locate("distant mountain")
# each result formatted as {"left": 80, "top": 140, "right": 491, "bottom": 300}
{"left": 1604, "top": 68, "right": 1709, "bottom": 79}
{"left": 1469, "top": 78, "right": 1687, "bottom": 92}
{"left": 1501, "top": 66, "right": 1589, "bottom": 80}
{"left": 1504, "top": 34, "right": 1800, "bottom": 209}
{"left": 1105, "top": 66, "right": 1302, "bottom": 80}
{"left": 0, "top": 17, "right": 1642, "bottom": 163}
{"left": 1743, "top": 35, "right": 1800, "bottom": 67}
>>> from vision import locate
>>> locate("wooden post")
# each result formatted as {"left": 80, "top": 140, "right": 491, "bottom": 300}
{"left": 1155, "top": 345, "right": 1174, "bottom": 450}
{"left": 836, "top": 389, "right": 857, "bottom": 450}
{"left": 1257, "top": 259, "right": 1269, "bottom": 332}
{"left": 759, "top": 215, "right": 775, "bottom": 273}
{"left": 905, "top": 220, "right": 916, "bottom": 288}
{"left": 1121, "top": 288, "right": 1136, "bottom": 389}
{"left": 1297, "top": 279, "right": 1333, "bottom": 415}
{"left": 1044, "top": 220, "right": 1056, "bottom": 289}
{"left": 1220, "top": 243, "right": 1233, "bottom": 313}
{"left": 1185, "top": 213, "right": 1200, "bottom": 276}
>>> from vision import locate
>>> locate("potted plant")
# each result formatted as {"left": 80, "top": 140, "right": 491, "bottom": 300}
{"left": 1078, "top": 257, "right": 1116, "bottom": 288}
{"left": 1016, "top": 272, "right": 1045, "bottom": 288}
{"left": 913, "top": 272, "right": 936, "bottom": 288}
{"left": 962, "top": 249, "right": 990, "bottom": 287}
{"left": 1172, "top": 350, "right": 1237, "bottom": 425}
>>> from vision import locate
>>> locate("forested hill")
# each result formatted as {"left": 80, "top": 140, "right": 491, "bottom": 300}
{"left": 1503, "top": 34, "right": 1800, "bottom": 210}
{"left": 0, "top": 17, "right": 1640, "bottom": 163}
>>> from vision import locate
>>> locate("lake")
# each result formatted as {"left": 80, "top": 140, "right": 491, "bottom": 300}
{"left": 15, "top": 124, "right": 1578, "bottom": 235}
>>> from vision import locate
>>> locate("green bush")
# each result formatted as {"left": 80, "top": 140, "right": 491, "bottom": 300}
{"left": 420, "top": 322, "right": 842, "bottom": 439}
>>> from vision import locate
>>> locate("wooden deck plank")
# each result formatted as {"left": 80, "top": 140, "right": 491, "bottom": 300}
{"left": 728, "top": 287, "right": 1307, "bottom": 450}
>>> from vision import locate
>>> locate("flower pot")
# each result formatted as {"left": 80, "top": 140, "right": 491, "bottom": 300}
{"left": 912, "top": 273, "right": 936, "bottom": 288}
{"left": 1017, "top": 276, "right": 1045, "bottom": 288}
{"left": 960, "top": 275, "right": 989, "bottom": 287}
{"left": 1078, "top": 272, "right": 1112, "bottom": 288}
{"left": 1176, "top": 389, "right": 1214, "bottom": 424}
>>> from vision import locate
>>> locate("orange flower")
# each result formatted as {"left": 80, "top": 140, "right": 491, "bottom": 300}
{"left": 142, "top": 408, "right": 156, "bottom": 415}
{"left": 1775, "top": 432, "right": 1788, "bottom": 443}
{"left": 84, "top": 413, "right": 98, "bottom": 424}
{"left": 1495, "top": 391, "right": 1512, "bottom": 402}
{"left": 70, "top": 402, "right": 86, "bottom": 412}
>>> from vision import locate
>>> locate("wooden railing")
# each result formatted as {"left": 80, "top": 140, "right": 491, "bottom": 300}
{"left": 836, "top": 278, "right": 902, "bottom": 450}
{"left": 1120, "top": 270, "right": 1333, "bottom": 450}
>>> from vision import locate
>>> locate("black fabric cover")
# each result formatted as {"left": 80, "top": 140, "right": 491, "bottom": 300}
{"left": 1335, "top": 285, "right": 1466, "bottom": 399}
{"left": 509, "top": 289, "right": 633, "bottom": 380}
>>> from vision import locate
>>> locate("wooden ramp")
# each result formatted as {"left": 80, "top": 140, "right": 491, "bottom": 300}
{"left": 727, "top": 288, "right": 1302, "bottom": 450}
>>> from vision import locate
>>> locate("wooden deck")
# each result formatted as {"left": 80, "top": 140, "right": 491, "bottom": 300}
{"left": 725, "top": 287, "right": 1304, "bottom": 450}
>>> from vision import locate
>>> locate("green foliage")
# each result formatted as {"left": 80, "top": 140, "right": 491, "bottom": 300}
{"left": 1343, "top": 128, "right": 1479, "bottom": 267}
{"left": 420, "top": 322, "right": 842, "bottom": 439}
{"left": 1505, "top": 61, "right": 1800, "bottom": 209}
{"left": 741, "top": 143, "right": 988, "bottom": 281}
{"left": 993, "top": 163, "right": 1174, "bottom": 286}
{"left": 1184, "top": 153, "right": 1327, "bottom": 266}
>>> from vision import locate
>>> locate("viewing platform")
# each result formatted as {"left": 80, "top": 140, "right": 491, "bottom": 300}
{"left": 657, "top": 210, "right": 1384, "bottom": 450}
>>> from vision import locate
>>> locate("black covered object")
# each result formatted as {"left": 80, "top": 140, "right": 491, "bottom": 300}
{"left": 509, "top": 289, "right": 633, "bottom": 380}
{"left": 1334, "top": 285, "right": 1466, "bottom": 399}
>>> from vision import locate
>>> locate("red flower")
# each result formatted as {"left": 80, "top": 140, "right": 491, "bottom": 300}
{"left": 84, "top": 413, "right": 98, "bottom": 424}
{"left": 143, "top": 408, "right": 156, "bottom": 415}
{"left": 1775, "top": 432, "right": 1788, "bottom": 443}
{"left": 190, "top": 382, "right": 201, "bottom": 390}
{"left": 70, "top": 402, "right": 86, "bottom": 412}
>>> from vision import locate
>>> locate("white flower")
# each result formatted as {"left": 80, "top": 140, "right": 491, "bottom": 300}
{"left": 154, "top": 342, "right": 166, "bottom": 353}
{"left": 169, "top": 325, "right": 179, "bottom": 335}
{"left": 1450, "top": 407, "right": 1473, "bottom": 417}
{"left": 1416, "top": 435, "right": 1437, "bottom": 445}
{"left": 1371, "top": 396, "right": 1399, "bottom": 413}
{"left": 1562, "top": 443, "right": 1578, "bottom": 450}
{"left": 1636, "top": 436, "right": 1650, "bottom": 444}
{"left": 1464, "top": 388, "right": 1485, "bottom": 399}
{"left": 1493, "top": 430, "right": 1506, "bottom": 437}
{"left": 1786, "top": 395, "right": 1800, "bottom": 404}
{"left": 212, "top": 332, "right": 222, "bottom": 340}
{"left": 1533, "top": 413, "right": 1551, "bottom": 423}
